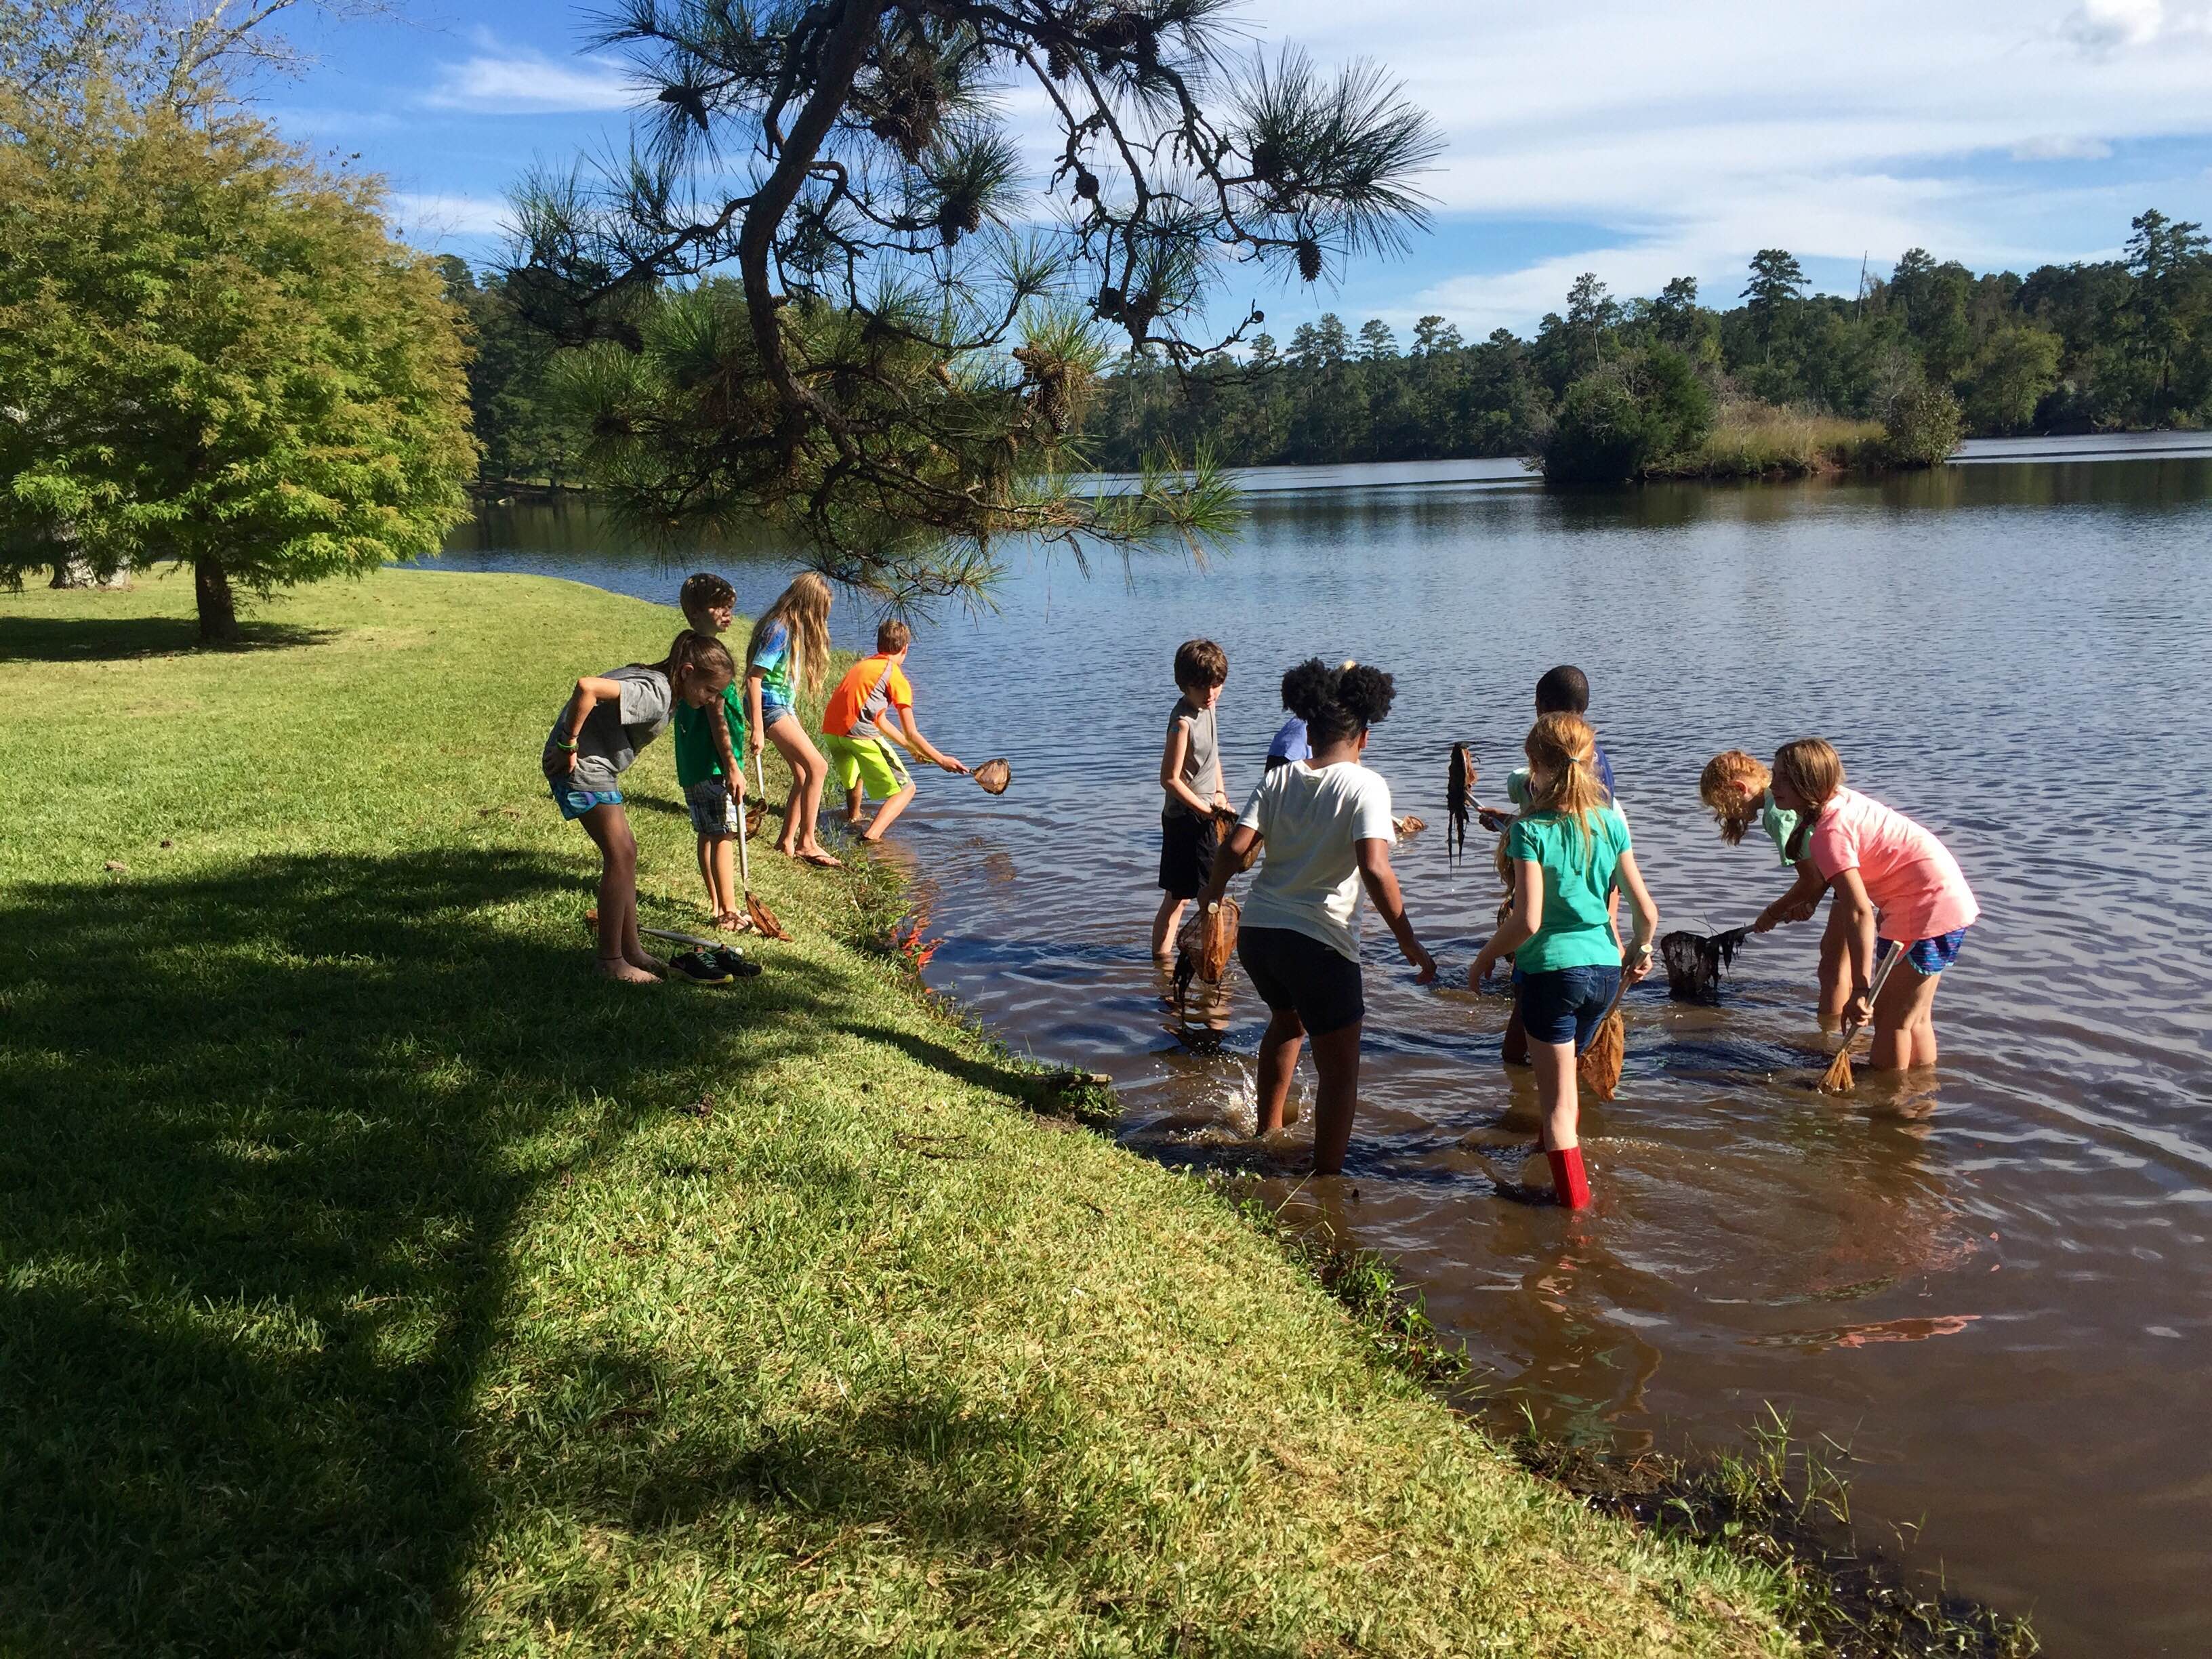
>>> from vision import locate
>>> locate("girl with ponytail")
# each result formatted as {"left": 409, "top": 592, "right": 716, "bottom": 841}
{"left": 1471, "top": 713, "right": 1658, "bottom": 1209}
{"left": 1195, "top": 659, "right": 1436, "bottom": 1176}
{"left": 745, "top": 571, "right": 841, "bottom": 867}
{"left": 544, "top": 630, "right": 739, "bottom": 982}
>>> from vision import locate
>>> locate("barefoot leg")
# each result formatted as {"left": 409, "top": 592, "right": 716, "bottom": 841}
{"left": 579, "top": 805, "right": 659, "bottom": 982}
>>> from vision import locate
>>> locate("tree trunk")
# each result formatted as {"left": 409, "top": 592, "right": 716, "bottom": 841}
{"left": 196, "top": 556, "right": 239, "bottom": 644}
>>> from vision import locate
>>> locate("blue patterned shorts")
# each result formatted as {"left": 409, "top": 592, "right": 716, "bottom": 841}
{"left": 1877, "top": 927, "right": 1969, "bottom": 976}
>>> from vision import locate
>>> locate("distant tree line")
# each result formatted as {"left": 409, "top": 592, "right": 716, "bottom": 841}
{"left": 1079, "top": 209, "right": 2212, "bottom": 470}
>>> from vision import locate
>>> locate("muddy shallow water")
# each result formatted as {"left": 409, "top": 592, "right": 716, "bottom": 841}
{"left": 447, "top": 440, "right": 2212, "bottom": 1654}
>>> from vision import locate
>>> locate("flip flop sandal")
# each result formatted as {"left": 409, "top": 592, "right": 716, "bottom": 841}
{"left": 796, "top": 850, "right": 843, "bottom": 869}
{"left": 669, "top": 950, "right": 733, "bottom": 985}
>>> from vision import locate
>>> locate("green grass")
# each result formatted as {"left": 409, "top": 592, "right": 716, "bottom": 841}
{"left": 1650, "top": 402, "right": 1887, "bottom": 480}
{"left": 0, "top": 570, "right": 1800, "bottom": 1656}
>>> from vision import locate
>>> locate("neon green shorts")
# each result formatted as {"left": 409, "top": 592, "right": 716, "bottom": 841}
{"left": 823, "top": 732, "right": 912, "bottom": 801}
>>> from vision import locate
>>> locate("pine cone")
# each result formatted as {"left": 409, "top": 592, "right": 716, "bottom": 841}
{"left": 1296, "top": 237, "right": 1323, "bottom": 283}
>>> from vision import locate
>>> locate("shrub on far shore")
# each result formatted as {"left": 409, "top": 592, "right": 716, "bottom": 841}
{"left": 1880, "top": 382, "right": 1967, "bottom": 468}
{"left": 1538, "top": 346, "right": 1717, "bottom": 485}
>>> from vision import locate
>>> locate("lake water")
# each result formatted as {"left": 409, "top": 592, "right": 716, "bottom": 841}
{"left": 443, "top": 440, "right": 2212, "bottom": 1654}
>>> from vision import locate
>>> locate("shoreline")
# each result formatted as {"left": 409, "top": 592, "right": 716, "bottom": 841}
{"left": 0, "top": 569, "right": 2032, "bottom": 1655}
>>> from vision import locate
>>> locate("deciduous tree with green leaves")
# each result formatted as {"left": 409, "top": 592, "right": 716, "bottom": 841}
{"left": 0, "top": 102, "right": 476, "bottom": 640}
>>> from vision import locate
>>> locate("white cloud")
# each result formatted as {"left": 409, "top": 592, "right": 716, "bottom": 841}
{"left": 426, "top": 49, "right": 637, "bottom": 114}
{"left": 387, "top": 192, "right": 514, "bottom": 241}
{"left": 2063, "top": 0, "right": 2167, "bottom": 52}
{"left": 2011, "top": 134, "right": 2116, "bottom": 159}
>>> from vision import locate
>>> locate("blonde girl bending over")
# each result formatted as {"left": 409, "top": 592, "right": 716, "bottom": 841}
{"left": 1471, "top": 714, "right": 1658, "bottom": 1210}
{"left": 745, "top": 573, "right": 840, "bottom": 867}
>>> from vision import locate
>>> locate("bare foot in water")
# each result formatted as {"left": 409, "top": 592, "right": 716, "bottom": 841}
{"left": 596, "top": 956, "right": 661, "bottom": 984}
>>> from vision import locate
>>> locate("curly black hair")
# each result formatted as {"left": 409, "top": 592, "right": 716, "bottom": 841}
{"left": 1281, "top": 658, "right": 1395, "bottom": 749}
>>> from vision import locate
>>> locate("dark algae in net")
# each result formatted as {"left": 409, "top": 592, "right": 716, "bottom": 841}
{"left": 1661, "top": 926, "right": 1752, "bottom": 1001}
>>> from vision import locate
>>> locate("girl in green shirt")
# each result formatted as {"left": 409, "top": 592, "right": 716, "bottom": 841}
{"left": 1471, "top": 714, "right": 1658, "bottom": 1210}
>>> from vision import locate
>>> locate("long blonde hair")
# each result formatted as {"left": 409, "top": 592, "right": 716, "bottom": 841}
{"left": 1699, "top": 749, "right": 1771, "bottom": 846}
{"left": 1523, "top": 712, "right": 1612, "bottom": 863}
{"left": 745, "top": 571, "right": 834, "bottom": 696}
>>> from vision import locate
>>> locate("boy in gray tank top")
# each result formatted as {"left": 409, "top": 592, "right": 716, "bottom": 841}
{"left": 1153, "top": 638, "right": 1231, "bottom": 962}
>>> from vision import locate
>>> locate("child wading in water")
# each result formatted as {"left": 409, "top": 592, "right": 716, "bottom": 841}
{"left": 1197, "top": 660, "right": 1436, "bottom": 1176}
{"left": 546, "top": 630, "right": 737, "bottom": 982}
{"left": 676, "top": 573, "right": 751, "bottom": 928}
{"left": 1487, "top": 665, "right": 1624, "bottom": 1064}
{"left": 1153, "top": 638, "right": 1231, "bottom": 963}
{"left": 1757, "top": 739, "right": 1978, "bottom": 1069}
{"left": 820, "top": 618, "right": 966, "bottom": 842}
{"left": 1470, "top": 714, "right": 1657, "bottom": 1209}
{"left": 1699, "top": 748, "right": 1849, "bottom": 1022}
{"left": 745, "top": 573, "right": 840, "bottom": 867}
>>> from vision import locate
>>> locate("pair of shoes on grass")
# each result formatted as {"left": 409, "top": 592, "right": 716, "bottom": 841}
{"left": 670, "top": 945, "right": 762, "bottom": 984}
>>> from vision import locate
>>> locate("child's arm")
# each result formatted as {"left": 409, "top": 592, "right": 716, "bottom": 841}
{"left": 1158, "top": 722, "right": 1212, "bottom": 817}
{"left": 1829, "top": 867, "right": 1881, "bottom": 1022}
{"left": 743, "top": 670, "right": 766, "bottom": 755}
{"left": 713, "top": 710, "right": 743, "bottom": 800}
{"left": 1471, "top": 857, "right": 1542, "bottom": 984}
{"left": 1753, "top": 861, "right": 1828, "bottom": 932}
{"left": 1613, "top": 848, "right": 1659, "bottom": 983}
{"left": 1195, "top": 823, "right": 1258, "bottom": 914}
{"left": 1355, "top": 838, "right": 1436, "bottom": 982}
{"left": 896, "top": 705, "right": 966, "bottom": 774}
{"left": 554, "top": 676, "right": 623, "bottom": 772}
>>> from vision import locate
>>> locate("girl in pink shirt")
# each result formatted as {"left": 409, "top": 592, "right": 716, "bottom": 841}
{"left": 1755, "top": 739, "right": 1978, "bottom": 1071}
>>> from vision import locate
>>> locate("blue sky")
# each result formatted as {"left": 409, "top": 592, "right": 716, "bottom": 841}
{"left": 274, "top": 0, "right": 2212, "bottom": 340}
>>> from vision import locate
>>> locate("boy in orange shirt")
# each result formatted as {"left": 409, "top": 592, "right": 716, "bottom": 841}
{"left": 821, "top": 619, "right": 967, "bottom": 842}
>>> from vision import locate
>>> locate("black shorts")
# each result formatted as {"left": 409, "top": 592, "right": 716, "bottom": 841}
{"left": 1237, "top": 925, "right": 1366, "bottom": 1038}
{"left": 1158, "top": 810, "right": 1218, "bottom": 899}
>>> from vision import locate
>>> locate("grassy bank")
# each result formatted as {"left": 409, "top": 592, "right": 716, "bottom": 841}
{"left": 1647, "top": 402, "right": 1887, "bottom": 480}
{"left": 0, "top": 571, "right": 1798, "bottom": 1655}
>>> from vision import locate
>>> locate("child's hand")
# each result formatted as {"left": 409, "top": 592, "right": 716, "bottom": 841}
{"left": 1477, "top": 808, "right": 1509, "bottom": 833}
{"left": 1843, "top": 987, "right": 1874, "bottom": 1028}
{"left": 1406, "top": 942, "right": 1437, "bottom": 985}
{"left": 1469, "top": 948, "right": 1498, "bottom": 988}
{"left": 939, "top": 756, "right": 968, "bottom": 775}
{"left": 1622, "top": 944, "right": 1653, "bottom": 987}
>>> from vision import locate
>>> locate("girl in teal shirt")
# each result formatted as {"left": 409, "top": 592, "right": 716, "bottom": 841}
{"left": 1472, "top": 714, "right": 1658, "bottom": 1210}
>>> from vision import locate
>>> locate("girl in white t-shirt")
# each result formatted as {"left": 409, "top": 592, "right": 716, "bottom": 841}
{"left": 1195, "top": 659, "right": 1435, "bottom": 1175}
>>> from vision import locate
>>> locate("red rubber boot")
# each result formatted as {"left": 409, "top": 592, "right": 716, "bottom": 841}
{"left": 1547, "top": 1146, "right": 1591, "bottom": 1210}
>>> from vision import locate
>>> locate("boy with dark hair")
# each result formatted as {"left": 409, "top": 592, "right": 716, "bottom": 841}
{"left": 674, "top": 572, "right": 751, "bottom": 928}
{"left": 1154, "top": 638, "right": 1230, "bottom": 962}
{"left": 1482, "top": 663, "right": 1618, "bottom": 830}
{"left": 821, "top": 617, "right": 967, "bottom": 842}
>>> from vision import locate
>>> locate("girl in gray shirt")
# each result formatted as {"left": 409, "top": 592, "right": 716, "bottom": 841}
{"left": 546, "top": 630, "right": 736, "bottom": 982}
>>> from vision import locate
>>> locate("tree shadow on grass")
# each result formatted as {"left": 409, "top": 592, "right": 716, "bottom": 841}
{"left": 0, "top": 847, "right": 859, "bottom": 1655}
{"left": 0, "top": 612, "right": 338, "bottom": 662}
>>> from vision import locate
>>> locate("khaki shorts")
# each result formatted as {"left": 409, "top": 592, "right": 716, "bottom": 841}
{"left": 823, "top": 732, "right": 912, "bottom": 802}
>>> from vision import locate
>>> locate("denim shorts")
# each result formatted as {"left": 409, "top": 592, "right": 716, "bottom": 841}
{"left": 1516, "top": 963, "right": 1622, "bottom": 1050}
{"left": 685, "top": 776, "right": 741, "bottom": 838}
{"left": 1877, "top": 926, "right": 1969, "bottom": 976}
{"left": 550, "top": 777, "right": 623, "bottom": 820}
